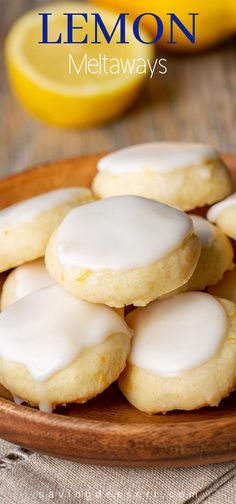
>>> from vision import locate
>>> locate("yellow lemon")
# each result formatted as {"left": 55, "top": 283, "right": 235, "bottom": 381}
{"left": 96, "top": 0, "right": 236, "bottom": 51}
{"left": 5, "top": 3, "right": 154, "bottom": 127}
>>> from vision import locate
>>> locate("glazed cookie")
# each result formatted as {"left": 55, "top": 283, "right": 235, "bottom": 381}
{"left": 0, "top": 258, "right": 124, "bottom": 316}
{"left": 1, "top": 259, "right": 54, "bottom": 310}
{"left": 208, "top": 269, "right": 236, "bottom": 304}
{"left": 163, "top": 215, "right": 234, "bottom": 296}
{"left": 207, "top": 193, "right": 236, "bottom": 240}
{"left": 119, "top": 292, "right": 236, "bottom": 414}
{"left": 0, "top": 187, "right": 93, "bottom": 272}
{"left": 92, "top": 142, "right": 233, "bottom": 211}
{"left": 0, "top": 284, "right": 131, "bottom": 412}
{"left": 45, "top": 195, "right": 200, "bottom": 307}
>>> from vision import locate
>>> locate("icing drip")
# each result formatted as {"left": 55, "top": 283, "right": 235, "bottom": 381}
{"left": 13, "top": 395, "right": 24, "bottom": 405}
{"left": 39, "top": 402, "right": 53, "bottom": 414}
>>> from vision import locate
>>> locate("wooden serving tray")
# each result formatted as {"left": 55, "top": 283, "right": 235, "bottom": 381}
{"left": 0, "top": 153, "right": 235, "bottom": 468}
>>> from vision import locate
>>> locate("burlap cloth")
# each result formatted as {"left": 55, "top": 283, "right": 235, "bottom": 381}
{"left": 0, "top": 439, "right": 235, "bottom": 504}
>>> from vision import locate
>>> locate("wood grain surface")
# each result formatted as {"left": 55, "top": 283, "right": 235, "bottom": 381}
{"left": 0, "top": 0, "right": 235, "bottom": 180}
{"left": 0, "top": 153, "right": 235, "bottom": 468}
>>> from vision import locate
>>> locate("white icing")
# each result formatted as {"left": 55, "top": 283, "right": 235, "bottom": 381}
{"left": 0, "top": 284, "right": 131, "bottom": 382}
{"left": 36, "top": 383, "right": 54, "bottom": 413}
{"left": 39, "top": 402, "right": 53, "bottom": 414}
{"left": 56, "top": 195, "right": 193, "bottom": 272}
{"left": 0, "top": 187, "right": 91, "bottom": 231}
{"left": 190, "top": 215, "right": 214, "bottom": 248}
{"left": 127, "top": 292, "right": 227, "bottom": 377}
{"left": 207, "top": 193, "right": 236, "bottom": 223}
{"left": 14, "top": 259, "right": 54, "bottom": 301}
{"left": 13, "top": 394, "right": 24, "bottom": 405}
{"left": 98, "top": 142, "right": 219, "bottom": 175}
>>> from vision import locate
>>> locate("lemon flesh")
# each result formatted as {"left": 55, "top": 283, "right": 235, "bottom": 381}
{"left": 5, "top": 3, "right": 154, "bottom": 127}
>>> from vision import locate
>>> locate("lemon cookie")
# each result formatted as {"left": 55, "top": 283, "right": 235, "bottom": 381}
{"left": 0, "top": 284, "right": 131, "bottom": 412}
{"left": 163, "top": 215, "right": 234, "bottom": 296}
{"left": 45, "top": 195, "right": 200, "bottom": 307}
{"left": 119, "top": 292, "right": 236, "bottom": 414}
{"left": 207, "top": 193, "right": 236, "bottom": 240}
{"left": 208, "top": 269, "right": 236, "bottom": 304}
{"left": 0, "top": 187, "right": 93, "bottom": 272}
{"left": 92, "top": 142, "right": 232, "bottom": 211}
{"left": 1, "top": 259, "right": 54, "bottom": 310}
{"left": 0, "top": 258, "right": 124, "bottom": 316}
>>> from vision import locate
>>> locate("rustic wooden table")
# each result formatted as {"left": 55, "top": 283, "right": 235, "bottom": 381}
{"left": 0, "top": 1, "right": 235, "bottom": 180}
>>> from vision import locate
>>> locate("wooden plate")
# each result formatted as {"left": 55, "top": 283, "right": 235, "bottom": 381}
{"left": 0, "top": 153, "right": 236, "bottom": 468}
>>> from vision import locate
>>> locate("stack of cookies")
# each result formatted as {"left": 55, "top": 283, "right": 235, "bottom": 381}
{"left": 0, "top": 142, "right": 236, "bottom": 415}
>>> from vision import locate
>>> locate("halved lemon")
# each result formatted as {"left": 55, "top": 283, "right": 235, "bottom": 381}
{"left": 5, "top": 3, "right": 154, "bottom": 127}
